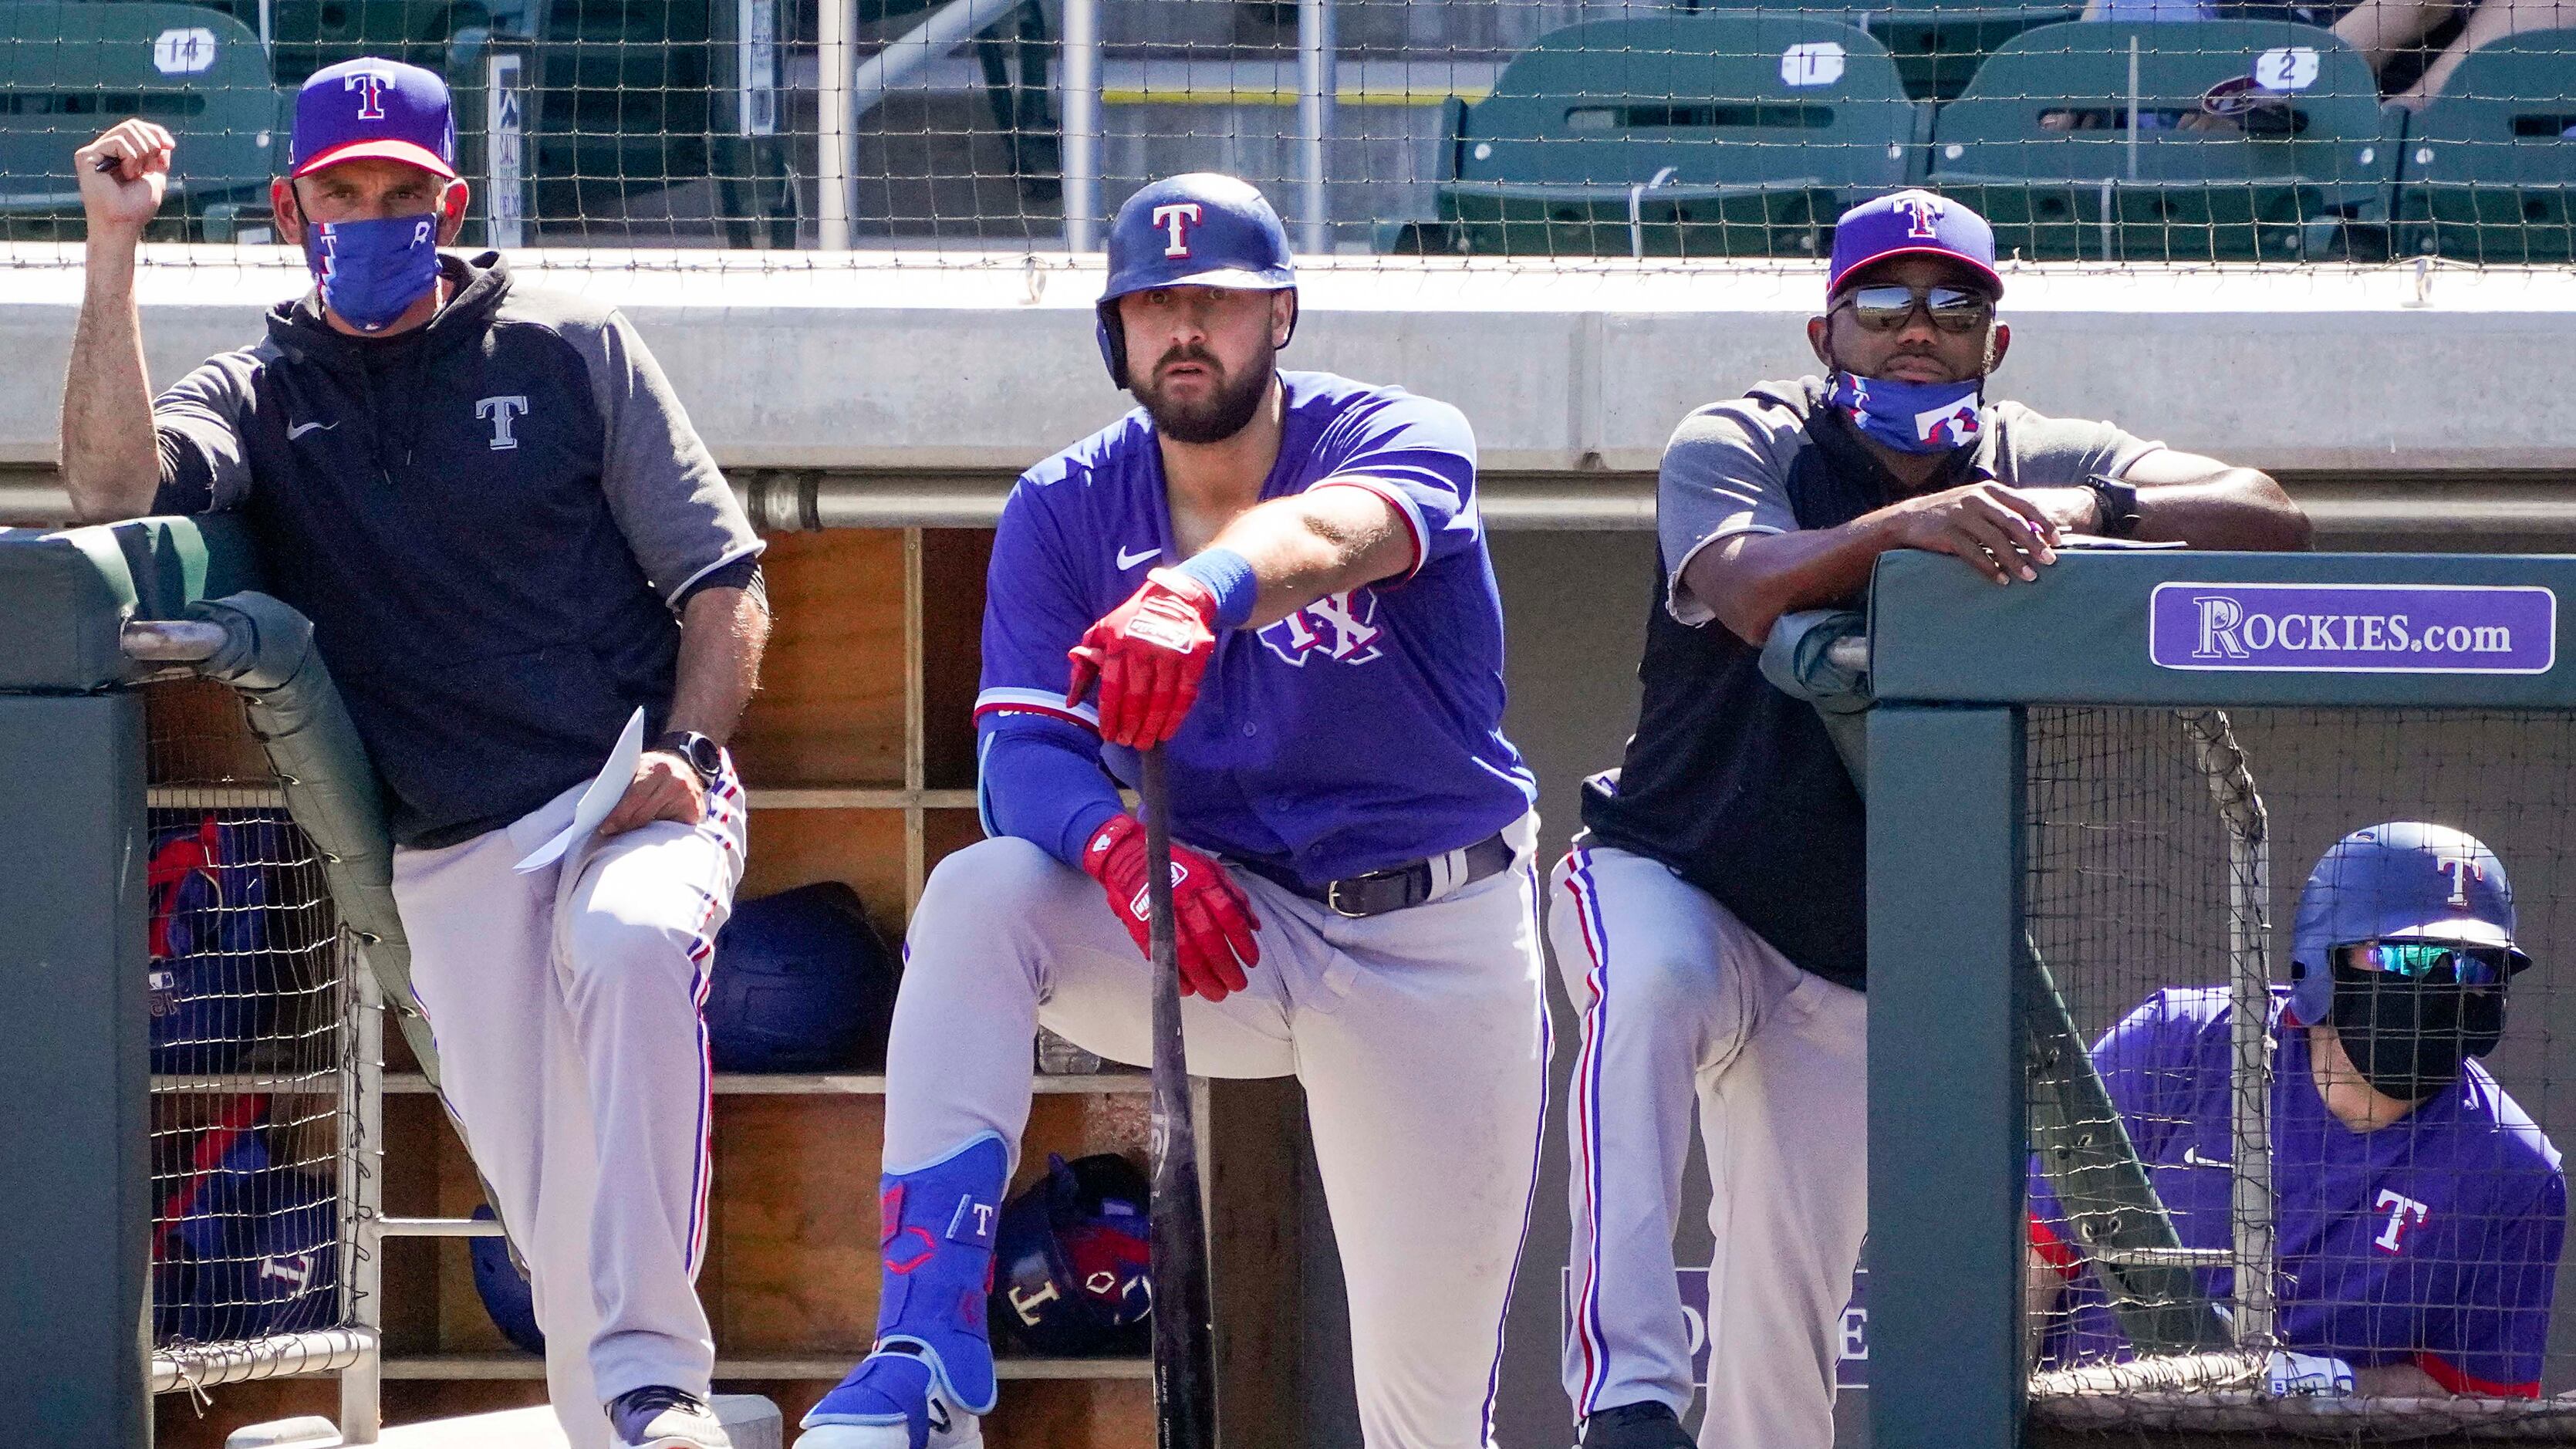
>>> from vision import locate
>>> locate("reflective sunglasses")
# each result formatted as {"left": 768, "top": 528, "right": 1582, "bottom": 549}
{"left": 1838, "top": 284, "right": 1994, "bottom": 335}
{"left": 2348, "top": 941, "right": 2514, "bottom": 986}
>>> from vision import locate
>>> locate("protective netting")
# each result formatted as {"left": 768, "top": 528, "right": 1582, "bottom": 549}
{"left": 0, "top": 0, "right": 2569, "bottom": 264}
{"left": 144, "top": 679, "right": 357, "bottom": 1380}
{"left": 2024, "top": 707, "right": 2576, "bottom": 1443}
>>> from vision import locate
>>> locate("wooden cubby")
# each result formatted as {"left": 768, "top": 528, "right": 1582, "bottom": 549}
{"left": 157, "top": 526, "right": 1305, "bottom": 1448}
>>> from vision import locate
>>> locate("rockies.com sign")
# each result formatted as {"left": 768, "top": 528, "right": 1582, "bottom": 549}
{"left": 2149, "top": 583, "right": 2557, "bottom": 674}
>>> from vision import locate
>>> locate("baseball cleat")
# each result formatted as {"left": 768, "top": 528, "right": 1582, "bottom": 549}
{"left": 1580, "top": 1400, "right": 1695, "bottom": 1449}
{"left": 606, "top": 1386, "right": 734, "bottom": 1449}
{"left": 796, "top": 1347, "right": 984, "bottom": 1449}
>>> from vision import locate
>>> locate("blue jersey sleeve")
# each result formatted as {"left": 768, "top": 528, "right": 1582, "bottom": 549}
{"left": 1308, "top": 390, "right": 1481, "bottom": 584}
{"left": 2424, "top": 1169, "right": 2563, "bottom": 1395}
{"left": 2027, "top": 991, "right": 2225, "bottom": 1279}
{"left": 974, "top": 477, "right": 1102, "bottom": 735}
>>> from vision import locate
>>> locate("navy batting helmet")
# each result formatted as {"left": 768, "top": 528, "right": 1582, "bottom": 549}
{"left": 704, "top": 881, "right": 900, "bottom": 1072}
{"left": 2288, "top": 822, "right": 2530, "bottom": 1025}
{"left": 469, "top": 1204, "right": 546, "bottom": 1355}
{"left": 990, "top": 1153, "right": 1153, "bottom": 1356}
{"left": 1096, "top": 173, "right": 1297, "bottom": 389}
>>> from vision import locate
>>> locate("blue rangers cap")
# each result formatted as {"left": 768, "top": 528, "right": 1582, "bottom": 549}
{"left": 1096, "top": 173, "right": 1297, "bottom": 387}
{"left": 292, "top": 57, "right": 457, "bottom": 180}
{"left": 1828, "top": 189, "right": 2001, "bottom": 299}
{"left": 2288, "top": 822, "right": 2530, "bottom": 1024}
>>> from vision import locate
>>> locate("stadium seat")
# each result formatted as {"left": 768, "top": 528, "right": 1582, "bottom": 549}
{"left": 0, "top": 1, "right": 283, "bottom": 240}
{"left": 1669, "top": 0, "right": 2081, "bottom": 102}
{"left": 2394, "top": 29, "right": 2576, "bottom": 265}
{"left": 1864, "top": 0, "right": 2083, "bottom": 102}
{"left": 1928, "top": 19, "right": 2401, "bottom": 260}
{"left": 1393, "top": 14, "right": 1924, "bottom": 258}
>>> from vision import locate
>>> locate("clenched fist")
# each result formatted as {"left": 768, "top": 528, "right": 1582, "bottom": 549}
{"left": 75, "top": 120, "right": 175, "bottom": 239}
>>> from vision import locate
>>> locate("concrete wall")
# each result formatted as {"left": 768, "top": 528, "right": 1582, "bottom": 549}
{"left": 6, "top": 248, "right": 2573, "bottom": 475}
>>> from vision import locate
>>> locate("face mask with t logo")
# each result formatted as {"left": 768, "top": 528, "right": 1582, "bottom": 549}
{"left": 1826, "top": 370, "right": 1985, "bottom": 455}
{"left": 302, "top": 213, "right": 441, "bottom": 333}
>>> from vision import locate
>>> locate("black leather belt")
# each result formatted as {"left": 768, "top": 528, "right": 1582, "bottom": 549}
{"left": 1233, "top": 832, "right": 1517, "bottom": 918}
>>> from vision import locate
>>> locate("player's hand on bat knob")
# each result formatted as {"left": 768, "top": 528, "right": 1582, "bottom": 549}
{"left": 599, "top": 749, "right": 705, "bottom": 837}
{"left": 1879, "top": 478, "right": 2061, "bottom": 585}
{"left": 1066, "top": 568, "right": 1220, "bottom": 748}
{"left": 1082, "top": 812, "right": 1261, "bottom": 1000}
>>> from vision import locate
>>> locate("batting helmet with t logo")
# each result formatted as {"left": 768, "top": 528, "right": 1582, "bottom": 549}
{"left": 1096, "top": 173, "right": 1297, "bottom": 388}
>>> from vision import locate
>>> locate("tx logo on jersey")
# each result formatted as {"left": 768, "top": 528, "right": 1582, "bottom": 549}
{"left": 1152, "top": 202, "right": 1203, "bottom": 258}
{"left": 476, "top": 394, "right": 529, "bottom": 450}
{"left": 1258, "top": 589, "right": 1383, "bottom": 667}
{"left": 2372, "top": 1188, "right": 2431, "bottom": 1254}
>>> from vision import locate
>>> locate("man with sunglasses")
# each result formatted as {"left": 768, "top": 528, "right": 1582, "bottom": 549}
{"left": 1551, "top": 189, "right": 2309, "bottom": 1449}
{"left": 2029, "top": 822, "right": 2563, "bottom": 1398}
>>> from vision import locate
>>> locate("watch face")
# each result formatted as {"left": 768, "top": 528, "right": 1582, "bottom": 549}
{"left": 685, "top": 736, "right": 724, "bottom": 776}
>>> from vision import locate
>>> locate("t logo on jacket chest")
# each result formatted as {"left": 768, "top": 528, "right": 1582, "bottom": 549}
{"left": 475, "top": 395, "right": 529, "bottom": 450}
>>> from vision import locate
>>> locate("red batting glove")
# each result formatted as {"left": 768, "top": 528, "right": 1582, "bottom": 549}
{"left": 1081, "top": 812, "right": 1261, "bottom": 1001}
{"left": 1065, "top": 569, "right": 1219, "bottom": 748}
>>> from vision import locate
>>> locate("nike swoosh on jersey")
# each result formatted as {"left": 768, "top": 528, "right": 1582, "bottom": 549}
{"left": 2180, "top": 1147, "right": 2232, "bottom": 1168}
{"left": 287, "top": 421, "right": 338, "bottom": 440}
{"left": 1116, "top": 545, "right": 1160, "bottom": 570}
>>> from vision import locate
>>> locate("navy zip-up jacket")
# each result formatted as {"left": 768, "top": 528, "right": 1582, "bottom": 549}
{"left": 151, "top": 252, "right": 763, "bottom": 849}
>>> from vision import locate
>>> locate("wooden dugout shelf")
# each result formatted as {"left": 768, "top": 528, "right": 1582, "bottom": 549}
{"left": 154, "top": 527, "right": 1306, "bottom": 1449}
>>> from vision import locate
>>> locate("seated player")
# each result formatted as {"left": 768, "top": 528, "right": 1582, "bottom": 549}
{"left": 2030, "top": 822, "right": 2564, "bottom": 1398}
{"left": 795, "top": 174, "right": 1548, "bottom": 1449}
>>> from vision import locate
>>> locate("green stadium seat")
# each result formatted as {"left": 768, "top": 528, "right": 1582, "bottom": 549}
{"left": 1666, "top": 0, "right": 2081, "bottom": 103}
{"left": 1863, "top": 0, "right": 2081, "bottom": 102}
{"left": 1928, "top": 19, "right": 2400, "bottom": 260}
{"left": 2394, "top": 29, "right": 2576, "bottom": 264}
{"left": 0, "top": 1, "right": 283, "bottom": 238}
{"left": 1395, "top": 14, "right": 1924, "bottom": 258}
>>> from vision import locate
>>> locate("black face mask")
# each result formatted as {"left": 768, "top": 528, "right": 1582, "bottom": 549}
{"left": 2326, "top": 962, "right": 2507, "bottom": 1103}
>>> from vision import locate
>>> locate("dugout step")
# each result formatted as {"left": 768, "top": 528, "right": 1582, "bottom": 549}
{"left": 228, "top": 1397, "right": 783, "bottom": 1449}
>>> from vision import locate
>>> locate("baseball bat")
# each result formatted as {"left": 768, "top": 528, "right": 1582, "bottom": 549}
{"left": 1139, "top": 745, "right": 1217, "bottom": 1448}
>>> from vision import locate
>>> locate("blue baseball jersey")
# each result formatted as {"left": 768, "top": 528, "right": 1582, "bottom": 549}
{"left": 2030, "top": 987, "right": 2564, "bottom": 1394}
{"left": 974, "top": 370, "right": 1534, "bottom": 885}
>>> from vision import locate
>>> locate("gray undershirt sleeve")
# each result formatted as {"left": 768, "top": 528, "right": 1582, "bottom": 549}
{"left": 572, "top": 308, "right": 765, "bottom": 611}
{"left": 1657, "top": 400, "right": 1805, "bottom": 628}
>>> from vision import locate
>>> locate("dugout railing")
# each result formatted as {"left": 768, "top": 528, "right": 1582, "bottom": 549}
{"left": 0, "top": 515, "right": 498, "bottom": 1447}
{"left": 1859, "top": 546, "right": 2576, "bottom": 1447}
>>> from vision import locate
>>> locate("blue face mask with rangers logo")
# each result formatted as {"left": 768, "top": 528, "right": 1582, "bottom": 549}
{"left": 1827, "top": 370, "right": 1984, "bottom": 455}
{"left": 302, "top": 212, "right": 441, "bottom": 333}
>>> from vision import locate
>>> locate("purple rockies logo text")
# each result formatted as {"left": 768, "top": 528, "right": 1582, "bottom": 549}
{"left": 2149, "top": 583, "right": 2556, "bottom": 674}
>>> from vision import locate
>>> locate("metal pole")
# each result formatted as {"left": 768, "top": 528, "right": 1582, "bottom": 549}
{"left": 818, "top": 0, "right": 853, "bottom": 248}
{"left": 2179, "top": 710, "right": 2275, "bottom": 1349}
{"left": 1062, "top": 0, "right": 1100, "bottom": 252}
{"left": 338, "top": 940, "right": 385, "bottom": 1443}
{"left": 1296, "top": 0, "right": 1335, "bottom": 254}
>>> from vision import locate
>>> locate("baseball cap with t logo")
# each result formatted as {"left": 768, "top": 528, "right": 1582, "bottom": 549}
{"left": 290, "top": 57, "right": 457, "bottom": 180}
{"left": 1828, "top": 189, "right": 2003, "bottom": 298}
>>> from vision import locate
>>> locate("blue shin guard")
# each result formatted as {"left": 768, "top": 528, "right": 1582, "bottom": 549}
{"left": 803, "top": 1133, "right": 1008, "bottom": 1438}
